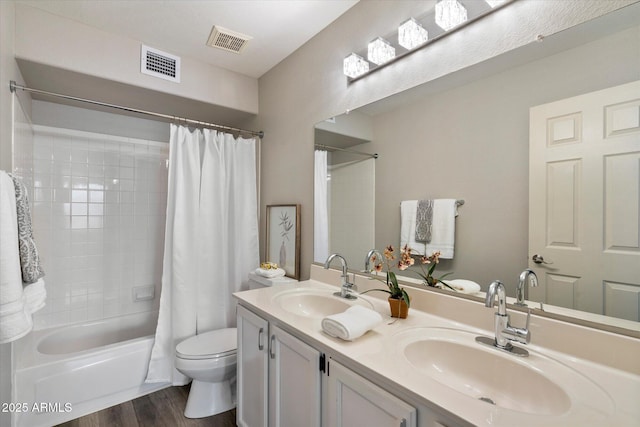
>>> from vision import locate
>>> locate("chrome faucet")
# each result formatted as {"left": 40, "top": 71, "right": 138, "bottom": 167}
{"left": 324, "top": 253, "right": 357, "bottom": 300}
{"left": 515, "top": 268, "right": 538, "bottom": 306}
{"left": 478, "top": 280, "right": 531, "bottom": 356}
{"left": 364, "top": 249, "right": 383, "bottom": 273}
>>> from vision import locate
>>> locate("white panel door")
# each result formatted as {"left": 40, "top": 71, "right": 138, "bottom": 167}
{"left": 324, "top": 360, "right": 416, "bottom": 427}
{"left": 529, "top": 80, "right": 640, "bottom": 320}
{"left": 269, "top": 325, "right": 321, "bottom": 427}
{"left": 237, "top": 305, "right": 269, "bottom": 427}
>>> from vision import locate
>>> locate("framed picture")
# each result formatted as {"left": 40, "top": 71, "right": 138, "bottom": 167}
{"left": 266, "top": 204, "right": 300, "bottom": 279}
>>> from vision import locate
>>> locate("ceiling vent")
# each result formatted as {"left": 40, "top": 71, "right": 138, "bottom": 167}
{"left": 206, "top": 26, "right": 252, "bottom": 54}
{"left": 141, "top": 45, "right": 181, "bottom": 83}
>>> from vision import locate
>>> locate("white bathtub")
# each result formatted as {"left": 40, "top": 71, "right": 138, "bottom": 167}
{"left": 13, "top": 312, "right": 169, "bottom": 427}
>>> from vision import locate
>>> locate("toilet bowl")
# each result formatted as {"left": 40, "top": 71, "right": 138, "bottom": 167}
{"left": 175, "top": 328, "right": 237, "bottom": 418}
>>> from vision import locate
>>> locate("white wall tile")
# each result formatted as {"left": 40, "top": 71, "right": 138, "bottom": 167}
{"left": 31, "top": 125, "right": 168, "bottom": 329}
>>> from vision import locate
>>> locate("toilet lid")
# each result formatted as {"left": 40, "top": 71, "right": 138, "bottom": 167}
{"left": 176, "top": 328, "right": 237, "bottom": 360}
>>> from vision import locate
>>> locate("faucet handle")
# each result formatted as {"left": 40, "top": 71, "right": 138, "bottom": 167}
{"left": 503, "top": 309, "right": 532, "bottom": 345}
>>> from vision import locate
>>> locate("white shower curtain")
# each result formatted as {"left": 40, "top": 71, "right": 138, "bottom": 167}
{"left": 146, "top": 124, "right": 259, "bottom": 385}
{"left": 314, "top": 150, "right": 329, "bottom": 263}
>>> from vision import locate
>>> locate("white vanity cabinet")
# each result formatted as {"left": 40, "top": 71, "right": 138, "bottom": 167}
{"left": 324, "top": 360, "right": 416, "bottom": 427}
{"left": 237, "top": 305, "right": 322, "bottom": 427}
{"left": 237, "top": 305, "right": 269, "bottom": 427}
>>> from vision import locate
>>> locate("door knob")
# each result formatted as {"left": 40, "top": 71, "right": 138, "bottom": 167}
{"left": 532, "top": 254, "right": 553, "bottom": 264}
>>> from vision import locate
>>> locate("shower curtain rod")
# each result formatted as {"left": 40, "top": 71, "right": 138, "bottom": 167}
{"left": 315, "top": 143, "right": 378, "bottom": 159}
{"left": 9, "top": 80, "right": 264, "bottom": 139}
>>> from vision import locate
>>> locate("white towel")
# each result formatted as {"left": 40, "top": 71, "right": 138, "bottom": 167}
{"left": 401, "top": 199, "right": 458, "bottom": 258}
{"left": 400, "top": 200, "right": 425, "bottom": 255}
{"left": 0, "top": 171, "right": 46, "bottom": 344}
{"left": 321, "top": 305, "right": 383, "bottom": 341}
{"left": 425, "top": 199, "right": 458, "bottom": 259}
{"left": 254, "top": 267, "right": 286, "bottom": 278}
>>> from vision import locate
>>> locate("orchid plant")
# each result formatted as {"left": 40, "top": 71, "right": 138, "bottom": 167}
{"left": 401, "top": 245, "right": 455, "bottom": 291}
{"left": 362, "top": 245, "right": 411, "bottom": 307}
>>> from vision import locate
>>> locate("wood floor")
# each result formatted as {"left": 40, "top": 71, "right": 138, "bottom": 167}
{"left": 56, "top": 385, "right": 236, "bottom": 427}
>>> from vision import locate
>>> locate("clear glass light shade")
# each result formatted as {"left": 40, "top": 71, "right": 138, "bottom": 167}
{"left": 485, "top": 0, "right": 506, "bottom": 7}
{"left": 343, "top": 53, "right": 369, "bottom": 78}
{"left": 398, "top": 18, "right": 429, "bottom": 50}
{"left": 367, "top": 37, "right": 396, "bottom": 65}
{"left": 435, "top": 0, "right": 468, "bottom": 31}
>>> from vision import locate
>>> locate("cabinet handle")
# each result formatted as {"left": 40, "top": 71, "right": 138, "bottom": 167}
{"left": 269, "top": 334, "right": 276, "bottom": 359}
{"left": 400, "top": 418, "right": 406, "bottom": 427}
{"left": 258, "top": 327, "right": 264, "bottom": 350}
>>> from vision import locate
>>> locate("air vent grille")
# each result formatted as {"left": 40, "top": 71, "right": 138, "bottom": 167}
{"left": 141, "top": 45, "right": 181, "bottom": 83}
{"left": 207, "top": 26, "right": 252, "bottom": 54}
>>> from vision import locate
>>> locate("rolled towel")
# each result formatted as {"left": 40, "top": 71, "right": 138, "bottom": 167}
{"left": 321, "top": 305, "right": 383, "bottom": 341}
{"left": 255, "top": 267, "right": 286, "bottom": 278}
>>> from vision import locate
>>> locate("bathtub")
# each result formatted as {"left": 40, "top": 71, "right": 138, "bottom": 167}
{"left": 12, "top": 312, "right": 169, "bottom": 427}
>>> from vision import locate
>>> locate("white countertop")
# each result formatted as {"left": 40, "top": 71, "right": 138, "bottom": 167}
{"left": 234, "top": 277, "right": 640, "bottom": 427}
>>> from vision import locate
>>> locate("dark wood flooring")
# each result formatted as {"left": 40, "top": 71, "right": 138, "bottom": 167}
{"left": 56, "top": 385, "right": 236, "bottom": 427}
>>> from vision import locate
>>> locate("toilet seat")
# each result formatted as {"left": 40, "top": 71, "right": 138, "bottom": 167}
{"left": 176, "top": 328, "right": 237, "bottom": 360}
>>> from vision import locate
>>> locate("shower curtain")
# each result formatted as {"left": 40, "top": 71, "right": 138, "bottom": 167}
{"left": 314, "top": 150, "right": 329, "bottom": 263}
{"left": 146, "top": 124, "right": 259, "bottom": 385}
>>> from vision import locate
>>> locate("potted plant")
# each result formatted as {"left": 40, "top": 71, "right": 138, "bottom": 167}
{"left": 362, "top": 245, "right": 411, "bottom": 318}
{"left": 407, "top": 247, "right": 456, "bottom": 291}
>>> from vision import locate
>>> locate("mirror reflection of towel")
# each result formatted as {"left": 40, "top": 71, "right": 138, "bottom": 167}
{"left": 401, "top": 199, "right": 458, "bottom": 258}
{"left": 415, "top": 199, "right": 433, "bottom": 242}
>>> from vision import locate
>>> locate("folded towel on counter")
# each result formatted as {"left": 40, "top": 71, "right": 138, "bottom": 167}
{"left": 254, "top": 267, "right": 286, "bottom": 278}
{"left": 415, "top": 199, "right": 434, "bottom": 242}
{"left": 321, "top": 305, "right": 383, "bottom": 341}
{"left": 9, "top": 173, "right": 45, "bottom": 284}
{"left": 401, "top": 199, "right": 458, "bottom": 258}
{"left": 0, "top": 171, "right": 46, "bottom": 344}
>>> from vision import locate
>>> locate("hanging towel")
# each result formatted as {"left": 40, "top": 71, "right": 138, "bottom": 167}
{"left": 400, "top": 200, "right": 425, "bottom": 255}
{"left": 321, "top": 305, "right": 383, "bottom": 341}
{"left": 425, "top": 199, "right": 458, "bottom": 259}
{"left": 9, "top": 173, "right": 45, "bottom": 284}
{"left": 0, "top": 171, "right": 46, "bottom": 344}
{"left": 415, "top": 199, "right": 434, "bottom": 242}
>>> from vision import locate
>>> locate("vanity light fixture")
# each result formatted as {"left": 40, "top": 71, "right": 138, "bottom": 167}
{"left": 367, "top": 37, "right": 396, "bottom": 65}
{"left": 435, "top": 0, "right": 468, "bottom": 31}
{"left": 343, "top": 0, "right": 513, "bottom": 82}
{"left": 398, "top": 18, "right": 429, "bottom": 50}
{"left": 343, "top": 53, "right": 369, "bottom": 78}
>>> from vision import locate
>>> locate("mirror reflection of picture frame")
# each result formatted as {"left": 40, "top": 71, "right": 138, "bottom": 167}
{"left": 266, "top": 204, "right": 301, "bottom": 279}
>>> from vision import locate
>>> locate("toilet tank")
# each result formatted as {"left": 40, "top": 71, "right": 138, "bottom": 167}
{"left": 248, "top": 272, "right": 297, "bottom": 289}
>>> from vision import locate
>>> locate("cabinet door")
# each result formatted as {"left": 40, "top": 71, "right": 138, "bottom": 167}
{"left": 324, "top": 360, "right": 416, "bottom": 427}
{"left": 269, "top": 325, "right": 322, "bottom": 427}
{"left": 237, "top": 305, "right": 269, "bottom": 427}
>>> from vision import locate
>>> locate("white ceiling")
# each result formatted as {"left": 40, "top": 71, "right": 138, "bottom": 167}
{"left": 16, "top": 0, "right": 359, "bottom": 79}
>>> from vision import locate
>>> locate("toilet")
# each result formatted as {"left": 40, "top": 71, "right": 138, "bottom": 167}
{"left": 174, "top": 272, "right": 297, "bottom": 418}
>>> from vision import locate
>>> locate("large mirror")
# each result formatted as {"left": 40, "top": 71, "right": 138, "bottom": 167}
{"left": 314, "top": 4, "right": 640, "bottom": 335}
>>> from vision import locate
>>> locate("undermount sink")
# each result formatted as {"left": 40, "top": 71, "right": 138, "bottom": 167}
{"left": 392, "top": 328, "right": 613, "bottom": 417}
{"left": 272, "top": 288, "right": 370, "bottom": 318}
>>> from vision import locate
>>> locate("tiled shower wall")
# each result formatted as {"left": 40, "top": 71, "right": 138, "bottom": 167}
{"left": 31, "top": 125, "right": 168, "bottom": 329}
